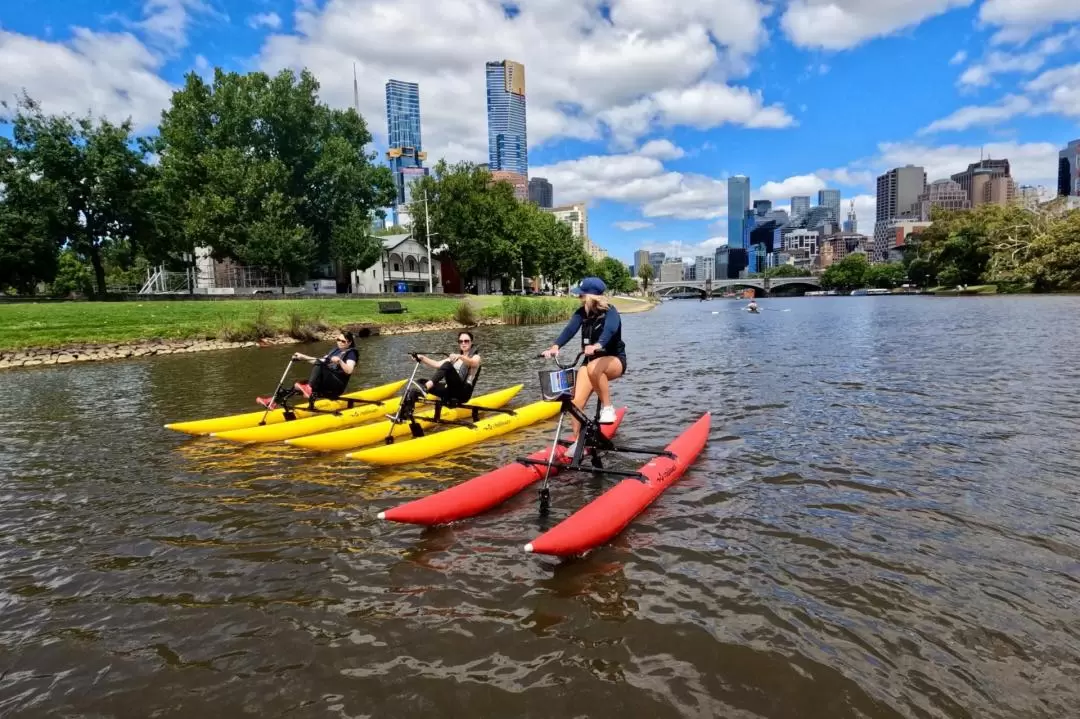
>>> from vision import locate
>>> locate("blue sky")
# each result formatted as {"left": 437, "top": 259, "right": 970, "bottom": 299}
{"left": 2, "top": 0, "right": 1079, "bottom": 265}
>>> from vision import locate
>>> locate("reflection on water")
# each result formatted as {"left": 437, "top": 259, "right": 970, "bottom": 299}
{"left": 2, "top": 298, "right": 1080, "bottom": 717}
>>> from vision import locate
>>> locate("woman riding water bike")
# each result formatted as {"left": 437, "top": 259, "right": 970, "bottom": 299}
{"left": 541, "top": 277, "right": 626, "bottom": 453}
{"left": 292, "top": 330, "right": 359, "bottom": 399}
{"left": 400, "top": 332, "right": 482, "bottom": 417}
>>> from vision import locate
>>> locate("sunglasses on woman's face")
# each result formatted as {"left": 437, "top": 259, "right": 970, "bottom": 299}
{"left": 337, "top": 337, "right": 347, "bottom": 342}
{"left": 458, "top": 339, "right": 470, "bottom": 344}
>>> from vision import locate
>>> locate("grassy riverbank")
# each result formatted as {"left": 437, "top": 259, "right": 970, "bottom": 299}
{"left": 0, "top": 295, "right": 654, "bottom": 351}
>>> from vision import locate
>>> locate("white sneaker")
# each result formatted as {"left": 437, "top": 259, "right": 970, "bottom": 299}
{"left": 598, "top": 405, "right": 617, "bottom": 424}
{"left": 563, "top": 440, "right": 578, "bottom": 458}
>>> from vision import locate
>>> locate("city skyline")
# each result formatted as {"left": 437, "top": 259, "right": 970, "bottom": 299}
{"left": 2, "top": 0, "right": 1078, "bottom": 266}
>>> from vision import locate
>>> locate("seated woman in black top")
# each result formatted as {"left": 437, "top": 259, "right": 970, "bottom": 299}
{"left": 292, "top": 330, "right": 359, "bottom": 399}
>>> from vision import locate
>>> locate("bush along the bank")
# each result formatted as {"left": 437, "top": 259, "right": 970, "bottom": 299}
{"left": 501, "top": 296, "right": 577, "bottom": 325}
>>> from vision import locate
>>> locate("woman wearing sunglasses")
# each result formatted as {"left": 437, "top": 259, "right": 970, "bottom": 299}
{"left": 291, "top": 330, "right": 359, "bottom": 399}
{"left": 404, "top": 332, "right": 481, "bottom": 410}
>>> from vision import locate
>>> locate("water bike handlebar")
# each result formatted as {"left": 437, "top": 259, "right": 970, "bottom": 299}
{"left": 537, "top": 349, "right": 606, "bottom": 370}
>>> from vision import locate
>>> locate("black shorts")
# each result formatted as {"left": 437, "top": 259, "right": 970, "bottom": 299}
{"left": 585, "top": 354, "right": 626, "bottom": 374}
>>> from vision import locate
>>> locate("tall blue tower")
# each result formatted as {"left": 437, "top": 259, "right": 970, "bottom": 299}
{"left": 385, "top": 79, "right": 428, "bottom": 213}
{"left": 486, "top": 60, "right": 528, "bottom": 177}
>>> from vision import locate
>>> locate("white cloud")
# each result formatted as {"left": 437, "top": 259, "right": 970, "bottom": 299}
{"left": 0, "top": 28, "right": 173, "bottom": 130}
{"left": 257, "top": 0, "right": 787, "bottom": 163}
{"left": 756, "top": 173, "right": 827, "bottom": 201}
{"left": 137, "top": 0, "right": 219, "bottom": 51}
{"left": 636, "top": 237, "right": 728, "bottom": 260}
{"left": 958, "top": 29, "right": 1079, "bottom": 87}
{"left": 614, "top": 220, "right": 654, "bottom": 231}
{"left": 780, "top": 0, "right": 974, "bottom": 51}
{"left": 248, "top": 12, "right": 282, "bottom": 30}
{"left": 1026, "top": 63, "right": 1080, "bottom": 116}
{"left": 979, "top": 0, "right": 1080, "bottom": 43}
{"left": 876, "top": 141, "right": 1062, "bottom": 187}
{"left": 950, "top": 50, "right": 967, "bottom": 65}
{"left": 637, "top": 139, "right": 685, "bottom": 160}
{"left": 918, "top": 94, "right": 1033, "bottom": 133}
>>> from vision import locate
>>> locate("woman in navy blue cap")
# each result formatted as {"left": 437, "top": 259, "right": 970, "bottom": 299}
{"left": 542, "top": 277, "right": 626, "bottom": 448}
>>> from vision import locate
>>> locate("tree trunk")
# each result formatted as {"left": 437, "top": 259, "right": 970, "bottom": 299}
{"left": 89, "top": 243, "right": 107, "bottom": 297}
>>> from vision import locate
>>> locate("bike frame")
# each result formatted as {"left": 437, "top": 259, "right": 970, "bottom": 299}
{"left": 519, "top": 351, "right": 675, "bottom": 514}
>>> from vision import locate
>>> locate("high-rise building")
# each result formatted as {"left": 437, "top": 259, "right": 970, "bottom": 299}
{"left": 753, "top": 199, "right": 772, "bottom": 216}
{"left": 486, "top": 60, "right": 528, "bottom": 178}
{"left": 649, "top": 252, "right": 665, "bottom": 277}
{"left": 633, "top": 250, "right": 651, "bottom": 277}
{"left": 491, "top": 170, "right": 528, "bottom": 201}
{"left": 791, "top": 195, "right": 811, "bottom": 220}
{"left": 695, "top": 255, "right": 714, "bottom": 281}
{"left": 818, "top": 189, "right": 841, "bottom": 223}
{"left": 917, "top": 179, "right": 970, "bottom": 220}
{"left": 728, "top": 176, "right": 750, "bottom": 249}
{"left": 385, "top": 80, "right": 429, "bottom": 211}
{"left": 843, "top": 200, "right": 857, "bottom": 233}
{"left": 659, "top": 259, "right": 684, "bottom": 283}
{"left": 1058, "top": 140, "right": 1079, "bottom": 197}
{"left": 1017, "top": 185, "right": 1044, "bottom": 210}
{"left": 874, "top": 165, "right": 926, "bottom": 261}
{"left": 547, "top": 203, "right": 588, "bottom": 246}
{"left": 950, "top": 159, "right": 1012, "bottom": 207}
{"left": 528, "top": 177, "right": 553, "bottom": 207}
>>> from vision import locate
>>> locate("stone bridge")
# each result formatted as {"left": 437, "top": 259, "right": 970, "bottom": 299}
{"left": 653, "top": 277, "right": 821, "bottom": 296}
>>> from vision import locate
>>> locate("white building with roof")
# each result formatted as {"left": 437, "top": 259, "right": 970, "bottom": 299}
{"left": 350, "top": 233, "right": 443, "bottom": 294}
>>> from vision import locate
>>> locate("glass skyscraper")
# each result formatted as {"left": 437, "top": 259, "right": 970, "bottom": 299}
{"left": 486, "top": 60, "right": 528, "bottom": 177}
{"left": 385, "top": 79, "right": 427, "bottom": 207}
{"left": 728, "top": 176, "right": 750, "bottom": 250}
{"left": 818, "top": 189, "right": 841, "bottom": 223}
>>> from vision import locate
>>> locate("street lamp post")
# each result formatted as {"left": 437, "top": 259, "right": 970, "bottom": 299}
{"left": 423, "top": 191, "right": 439, "bottom": 293}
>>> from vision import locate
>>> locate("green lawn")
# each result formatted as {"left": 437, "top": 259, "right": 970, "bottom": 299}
{"left": 0, "top": 296, "right": 505, "bottom": 351}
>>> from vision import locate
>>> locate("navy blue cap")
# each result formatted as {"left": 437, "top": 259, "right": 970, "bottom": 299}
{"left": 569, "top": 277, "right": 606, "bottom": 296}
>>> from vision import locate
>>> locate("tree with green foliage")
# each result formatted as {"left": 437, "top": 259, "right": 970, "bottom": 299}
{"left": 407, "top": 160, "right": 589, "bottom": 290}
{"left": 156, "top": 68, "right": 395, "bottom": 285}
{"left": 592, "top": 256, "right": 634, "bottom": 293}
{"left": 820, "top": 253, "right": 870, "bottom": 291}
{"left": 866, "top": 262, "right": 908, "bottom": 289}
{"left": 637, "top": 262, "right": 654, "bottom": 292}
{"left": 48, "top": 248, "right": 96, "bottom": 296}
{"left": 0, "top": 96, "right": 156, "bottom": 295}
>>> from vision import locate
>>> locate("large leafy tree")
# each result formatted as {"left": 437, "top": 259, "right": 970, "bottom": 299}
{"left": 0, "top": 96, "right": 155, "bottom": 295}
{"left": 592, "top": 256, "right": 634, "bottom": 293}
{"left": 156, "top": 68, "right": 395, "bottom": 284}
{"left": 820, "top": 253, "right": 870, "bottom": 291}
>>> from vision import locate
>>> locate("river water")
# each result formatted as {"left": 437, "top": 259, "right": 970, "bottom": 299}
{"left": 1, "top": 296, "right": 1078, "bottom": 718}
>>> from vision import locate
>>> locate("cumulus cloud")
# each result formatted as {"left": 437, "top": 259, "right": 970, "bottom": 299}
{"left": 137, "top": 0, "right": 221, "bottom": 51}
{"left": 958, "top": 28, "right": 1079, "bottom": 87}
{"left": 637, "top": 139, "right": 685, "bottom": 160}
{"left": 918, "top": 94, "right": 1033, "bottom": 133}
{"left": 1026, "top": 63, "right": 1080, "bottom": 117}
{"left": 781, "top": 0, "right": 974, "bottom": 51}
{"left": 0, "top": 28, "right": 173, "bottom": 130}
{"left": 979, "top": 0, "right": 1080, "bottom": 43}
{"left": 756, "top": 173, "right": 827, "bottom": 202}
{"left": 876, "top": 141, "right": 1062, "bottom": 187}
{"left": 257, "top": 0, "right": 787, "bottom": 162}
{"left": 950, "top": 50, "right": 967, "bottom": 65}
{"left": 248, "top": 12, "right": 282, "bottom": 30}
{"left": 614, "top": 220, "right": 654, "bottom": 231}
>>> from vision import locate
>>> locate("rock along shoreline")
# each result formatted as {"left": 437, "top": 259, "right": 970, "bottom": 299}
{"left": 0, "top": 318, "right": 506, "bottom": 371}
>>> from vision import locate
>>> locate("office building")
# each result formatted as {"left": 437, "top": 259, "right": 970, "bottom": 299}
{"left": 385, "top": 80, "right": 429, "bottom": 211}
{"left": 874, "top": 165, "right": 926, "bottom": 261}
{"left": 649, "top": 252, "right": 665, "bottom": 277}
{"left": 491, "top": 170, "right": 528, "bottom": 202}
{"left": 728, "top": 176, "right": 751, "bottom": 249}
{"left": 818, "top": 189, "right": 841, "bottom": 223}
{"left": 1016, "top": 185, "right": 1044, "bottom": 210}
{"left": 820, "top": 234, "right": 870, "bottom": 268}
{"left": 486, "top": 60, "right": 528, "bottom": 177}
{"left": 950, "top": 159, "right": 1013, "bottom": 207}
{"left": 753, "top": 200, "right": 772, "bottom": 216}
{"left": 791, "top": 195, "right": 810, "bottom": 220}
{"left": 633, "top": 250, "right": 651, "bottom": 276}
{"left": 917, "top": 179, "right": 970, "bottom": 220}
{"left": 547, "top": 203, "right": 587, "bottom": 239}
{"left": 1060, "top": 140, "right": 1080, "bottom": 197}
{"left": 695, "top": 255, "right": 714, "bottom": 281}
{"left": 659, "top": 259, "right": 684, "bottom": 283}
{"left": 528, "top": 177, "right": 553, "bottom": 207}
{"left": 843, "top": 200, "right": 857, "bottom": 233}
